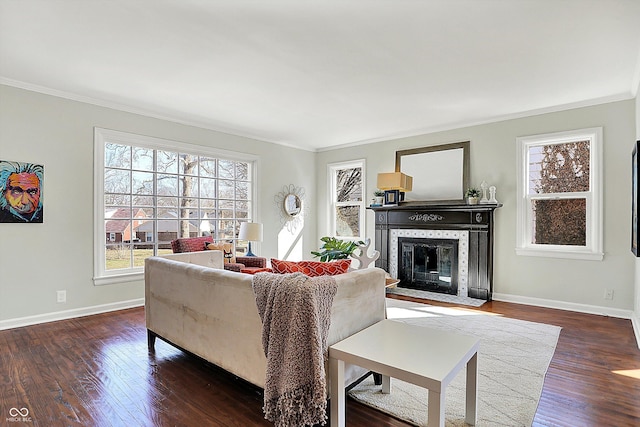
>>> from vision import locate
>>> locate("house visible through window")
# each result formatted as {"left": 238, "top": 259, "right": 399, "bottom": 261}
{"left": 328, "top": 160, "right": 365, "bottom": 239}
{"left": 516, "top": 128, "right": 602, "bottom": 260}
{"left": 94, "top": 128, "right": 257, "bottom": 285}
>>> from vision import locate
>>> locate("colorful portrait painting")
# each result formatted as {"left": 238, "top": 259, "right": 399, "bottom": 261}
{"left": 0, "top": 160, "right": 44, "bottom": 223}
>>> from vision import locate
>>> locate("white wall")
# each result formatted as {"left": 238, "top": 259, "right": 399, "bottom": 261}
{"left": 317, "top": 100, "right": 636, "bottom": 314}
{"left": 0, "top": 84, "right": 316, "bottom": 326}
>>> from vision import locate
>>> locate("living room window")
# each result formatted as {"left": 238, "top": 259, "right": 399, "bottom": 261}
{"left": 516, "top": 127, "right": 603, "bottom": 260}
{"left": 328, "top": 160, "right": 365, "bottom": 239}
{"left": 94, "top": 128, "right": 257, "bottom": 285}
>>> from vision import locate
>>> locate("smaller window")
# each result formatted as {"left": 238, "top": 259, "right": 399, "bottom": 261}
{"left": 328, "top": 160, "right": 365, "bottom": 239}
{"left": 516, "top": 128, "right": 602, "bottom": 260}
{"left": 108, "top": 232, "right": 116, "bottom": 242}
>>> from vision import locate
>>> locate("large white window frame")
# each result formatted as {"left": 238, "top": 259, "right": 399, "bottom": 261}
{"left": 328, "top": 159, "right": 366, "bottom": 240}
{"left": 94, "top": 128, "right": 259, "bottom": 285}
{"left": 516, "top": 127, "right": 603, "bottom": 260}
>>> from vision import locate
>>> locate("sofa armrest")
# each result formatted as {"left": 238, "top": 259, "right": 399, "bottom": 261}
{"left": 236, "top": 256, "right": 266, "bottom": 268}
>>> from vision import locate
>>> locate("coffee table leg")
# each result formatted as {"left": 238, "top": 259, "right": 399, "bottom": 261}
{"left": 465, "top": 352, "right": 478, "bottom": 425}
{"left": 381, "top": 375, "right": 391, "bottom": 394}
{"left": 330, "top": 357, "right": 345, "bottom": 427}
{"left": 428, "top": 389, "right": 445, "bottom": 427}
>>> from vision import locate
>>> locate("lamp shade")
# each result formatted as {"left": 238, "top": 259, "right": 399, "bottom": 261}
{"left": 238, "top": 222, "right": 263, "bottom": 242}
{"left": 377, "top": 172, "right": 413, "bottom": 191}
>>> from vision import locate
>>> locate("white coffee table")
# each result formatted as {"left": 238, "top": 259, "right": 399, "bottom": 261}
{"left": 329, "top": 319, "right": 479, "bottom": 427}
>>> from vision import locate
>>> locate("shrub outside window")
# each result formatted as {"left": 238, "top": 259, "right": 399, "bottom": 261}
{"left": 516, "top": 128, "right": 603, "bottom": 260}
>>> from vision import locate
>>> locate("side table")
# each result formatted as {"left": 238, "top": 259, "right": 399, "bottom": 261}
{"left": 329, "top": 319, "right": 479, "bottom": 427}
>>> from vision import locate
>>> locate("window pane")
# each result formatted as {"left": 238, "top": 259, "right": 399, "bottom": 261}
{"left": 179, "top": 154, "right": 199, "bottom": 175}
{"left": 133, "top": 243, "right": 153, "bottom": 267}
{"left": 132, "top": 147, "right": 153, "bottom": 171}
{"left": 157, "top": 174, "right": 178, "bottom": 196}
{"left": 199, "top": 158, "right": 216, "bottom": 177}
{"left": 528, "top": 140, "right": 590, "bottom": 195}
{"left": 218, "top": 160, "right": 234, "bottom": 179}
{"left": 132, "top": 171, "right": 154, "bottom": 195}
{"left": 336, "top": 167, "right": 362, "bottom": 202}
{"left": 200, "top": 178, "right": 217, "bottom": 198}
{"left": 105, "top": 244, "right": 131, "bottom": 270}
{"left": 105, "top": 168, "right": 130, "bottom": 194}
{"left": 532, "top": 198, "right": 586, "bottom": 246}
{"left": 105, "top": 194, "right": 130, "bottom": 206}
{"left": 105, "top": 143, "right": 130, "bottom": 168}
{"left": 236, "top": 162, "right": 249, "bottom": 180}
{"left": 180, "top": 176, "right": 199, "bottom": 198}
{"left": 157, "top": 151, "right": 178, "bottom": 173}
{"left": 219, "top": 180, "right": 234, "bottom": 198}
{"left": 236, "top": 181, "right": 250, "bottom": 200}
{"left": 336, "top": 205, "right": 360, "bottom": 237}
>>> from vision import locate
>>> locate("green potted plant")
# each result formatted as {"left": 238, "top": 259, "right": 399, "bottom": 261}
{"left": 373, "top": 189, "right": 385, "bottom": 206}
{"left": 311, "top": 236, "right": 364, "bottom": 261}
{"left": 465, "top": 187, "right": 481, "bottom": 205}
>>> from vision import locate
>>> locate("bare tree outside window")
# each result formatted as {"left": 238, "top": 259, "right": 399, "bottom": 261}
{"left": 331, "top": 163, "right": 364, "bottom": 238}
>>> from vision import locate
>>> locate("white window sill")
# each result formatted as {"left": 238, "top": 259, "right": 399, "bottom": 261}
{"left": 516, "top": 247, "right": 603, "bottom": 261}
{"left": 94, "top": 272, "right": 144, "bottom": 286}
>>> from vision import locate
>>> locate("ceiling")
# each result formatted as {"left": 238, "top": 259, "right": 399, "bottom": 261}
{"left": 1, "top": 1, "right": 640, "bottom": 152}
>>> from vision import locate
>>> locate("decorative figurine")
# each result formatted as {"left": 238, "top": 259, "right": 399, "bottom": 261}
{"left": 489, "top": 185, "right": 498, "bottom": 204}
{"left": 480, "top": 180, "right": 490, "bottom": 204}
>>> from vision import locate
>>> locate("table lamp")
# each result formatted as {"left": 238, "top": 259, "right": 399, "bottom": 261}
{"left": 376, "top": 172, "right": 413, "bottom": 205}
{"left": 239, "top": 222, "right": 263, "bottom": 256}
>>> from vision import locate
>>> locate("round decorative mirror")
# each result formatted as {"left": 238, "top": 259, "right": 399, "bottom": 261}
{"left": 284, "top": 194, "right": 302, "bottom": 217}
{"left": 275, "top": 184, "right": 305, "bottom": 232}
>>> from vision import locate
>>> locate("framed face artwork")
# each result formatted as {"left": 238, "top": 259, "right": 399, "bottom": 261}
{"left": 0, "top": 160, "right": 44, "bottom": 223}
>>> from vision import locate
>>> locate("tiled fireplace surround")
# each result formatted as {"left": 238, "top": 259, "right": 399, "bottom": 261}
{"left": 372, "top": 203, "right": 501, "bottom": 300}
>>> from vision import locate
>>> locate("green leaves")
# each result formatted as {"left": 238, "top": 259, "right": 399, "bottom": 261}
{"left": 311, "top": 236, "right": 364, "bottom": 262}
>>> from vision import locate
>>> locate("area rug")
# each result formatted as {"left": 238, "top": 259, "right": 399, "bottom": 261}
{"left": 348, "top": 298, "right": 561, "bottom": 426}
{"left": 386, "top": 286, "right": 486, "bottom": 307}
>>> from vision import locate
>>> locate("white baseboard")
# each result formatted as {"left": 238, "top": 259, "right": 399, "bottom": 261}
{"left": 0, "top": 298, "right": 145, "bottom": 331}
{"left": 632, "top": 312, "right": 640, "bottom": 350}
{"left": 492, "top": 292, "right": 634, "bottom": 319}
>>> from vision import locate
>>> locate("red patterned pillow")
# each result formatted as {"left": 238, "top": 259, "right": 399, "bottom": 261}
{"left": 270, "top": 259, "right": 351, "bottom": 276}
{"left": 271, "top": 259, "right": 305, "bottom": 274}
{"left": 299, "top": 260, "right": 351, "bottom": 277}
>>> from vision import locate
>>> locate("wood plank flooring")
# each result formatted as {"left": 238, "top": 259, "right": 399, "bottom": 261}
{"left": 1, "top": 296, "right": 638, "bottom": 426}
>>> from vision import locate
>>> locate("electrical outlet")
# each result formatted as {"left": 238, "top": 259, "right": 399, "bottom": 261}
{"left": 57, "top": 290, "right": 66, "bottom": 303}
{"left": 603, "top": 289, "right": 614, "bottom": 300}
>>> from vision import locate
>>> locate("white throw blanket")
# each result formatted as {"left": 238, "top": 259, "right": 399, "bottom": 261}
{"left": 252, "top": 272, "right": 338, "bottom": 427}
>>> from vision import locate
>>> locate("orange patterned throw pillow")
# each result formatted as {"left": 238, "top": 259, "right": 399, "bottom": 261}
{"left": 270, "top": 259, "right": 351, "bottom": 276}
{"left": 270, "top": 259, "right": 305, "bottom": 274}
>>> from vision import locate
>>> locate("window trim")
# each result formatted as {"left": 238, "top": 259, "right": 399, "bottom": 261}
{"left": 327, "top": 159, "right": 366, "bottom": 240}
{"left": 93, "top": 127, "right": 259, "bottom": 285}
{"left": 516, "top": 127, "right": 603, "bottom": 260}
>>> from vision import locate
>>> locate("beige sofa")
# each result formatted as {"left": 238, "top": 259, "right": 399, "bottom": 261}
{"left": 144, "top": 251, "right": 387, "bottom": 390}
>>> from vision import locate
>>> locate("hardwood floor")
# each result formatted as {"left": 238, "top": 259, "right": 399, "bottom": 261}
{"left": 1, "top": 297, "right": 639, "bottom": 426}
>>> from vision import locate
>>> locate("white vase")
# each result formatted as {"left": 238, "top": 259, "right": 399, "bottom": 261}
{"left": 467, "top": 197, "right": 479, "bottom": 205}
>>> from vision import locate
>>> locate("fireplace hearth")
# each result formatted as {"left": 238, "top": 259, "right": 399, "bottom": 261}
{"left": 372, "top": 202, "right": 501, "bottom": 300}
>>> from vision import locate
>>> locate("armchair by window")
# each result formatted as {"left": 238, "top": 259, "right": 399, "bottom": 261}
{"left": 170, "top": 237, "right": 266, "bottom": 272}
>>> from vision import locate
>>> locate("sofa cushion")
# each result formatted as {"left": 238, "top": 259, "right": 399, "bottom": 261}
{"left": 270, "top": 259, "right": 351, "bottom": 277}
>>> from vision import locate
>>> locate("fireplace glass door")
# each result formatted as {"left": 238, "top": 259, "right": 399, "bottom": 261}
{"left": 398, "top": 238, "right": 458, "bottom": 295}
